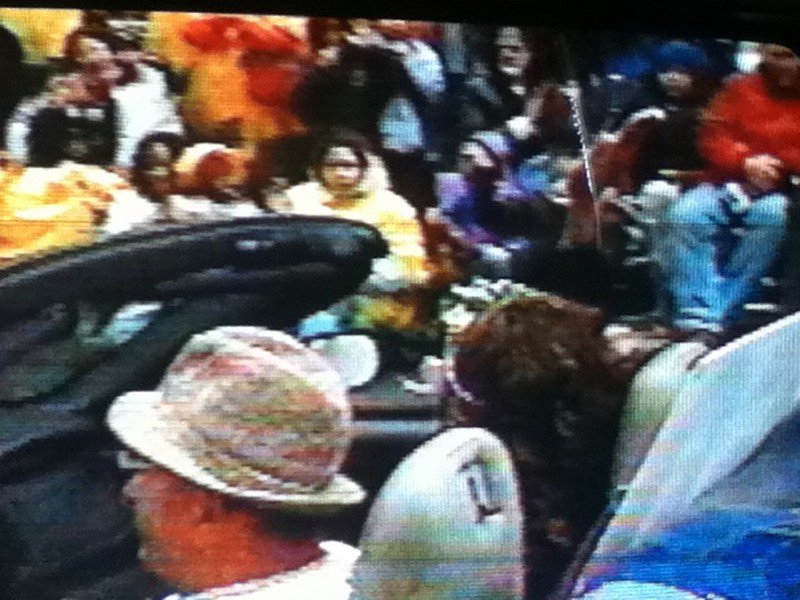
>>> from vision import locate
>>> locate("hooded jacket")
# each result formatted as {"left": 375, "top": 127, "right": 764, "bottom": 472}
{"left": 282, "top": 154, "right": 430, "bottom": 288}
{"left": 439, "top": 130, "right": 554, "bottom": 246}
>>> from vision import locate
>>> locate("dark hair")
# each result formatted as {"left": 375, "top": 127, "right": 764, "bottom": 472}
{"left": 489, "top": 26, "right": 562, "bottom": 93}
{"left": 130, "top": 132, "right": 186, "bottom": 187}
{"left": 107, "top": 35, "right": 140, "bottom": 54}
{"left": 0, "top": 25, "right": 24, "bottom": 125}
{"left": 61, "top": 29, "right": 115, "bottom": 71}
{"left": 306, "top": 17, "right": 352, "bottom": 54}
{"left": 0, "top": 25, "right": 23, "bottom": 73}
{"left": 309, "top": 130, "right": 371, "bottom": 183}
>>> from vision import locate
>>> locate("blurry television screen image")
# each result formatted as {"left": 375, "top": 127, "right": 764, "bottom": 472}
{"left": 2, "top": 4, "right": 800, "bottom": 600}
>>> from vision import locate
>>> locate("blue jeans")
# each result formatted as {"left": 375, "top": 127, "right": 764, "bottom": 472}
{"left": 660, "top": 183, "right": 788, "bottom": 331}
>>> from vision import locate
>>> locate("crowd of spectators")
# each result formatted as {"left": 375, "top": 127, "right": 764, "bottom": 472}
{"left": 0, "top": 11, "right": 797, "bottom": 339}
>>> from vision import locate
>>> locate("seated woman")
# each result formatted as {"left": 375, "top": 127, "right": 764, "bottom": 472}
{"left": 436, "top": 130, "right": 566, "bottom": 283}
{"left": 100, "top": 131, "right": 186, "bottom": 236}
{"left": 277, "top": 131, "right": 429, "bottom": 285}
{"left": 273, "top": 131, "right": 444, "bottom": 334}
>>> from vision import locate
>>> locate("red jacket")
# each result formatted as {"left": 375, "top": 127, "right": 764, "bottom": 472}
{"left": 699, "top": 73, "right": 800, "bottom": 183}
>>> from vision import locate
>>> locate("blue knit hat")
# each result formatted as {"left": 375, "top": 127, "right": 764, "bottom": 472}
{"left": 653, "top": 41, "right": 711, "bottom": 73}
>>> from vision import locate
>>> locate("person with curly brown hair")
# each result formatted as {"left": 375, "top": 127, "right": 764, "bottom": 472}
{"left": 448, "top": 294, "right": 681, "bottom": 599}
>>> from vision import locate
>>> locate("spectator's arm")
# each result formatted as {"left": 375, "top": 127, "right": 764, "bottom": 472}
{"left": 436, "top": 179, "right": 473, "bottom": 240}
{"left": 148, "top": 66, "right": 186, "bottom": 135}
{"left": 697, "top": 79, "right": 753, "bottom": 180}
{"left": 4, "top": 97, "right": 45, "bottom": 164}
{"left": 434, "top": 177, "right": 497, "bottom": 246}
{"left": 99, "top": 191, "right": 152, "bottom": 238}
{"left": 610, "top": 111, "right": 666, "bottom": 194}
{"left": 402, "top": 41, "right": 446, "bottom": 104}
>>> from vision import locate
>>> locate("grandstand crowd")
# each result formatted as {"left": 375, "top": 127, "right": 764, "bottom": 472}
{"left": 2, "top": 12, "right": 797, "bottom": 339}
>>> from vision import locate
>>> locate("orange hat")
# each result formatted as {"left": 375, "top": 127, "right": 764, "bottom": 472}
{"left": 179, "top": 16, "right": 242, "bottom": 53}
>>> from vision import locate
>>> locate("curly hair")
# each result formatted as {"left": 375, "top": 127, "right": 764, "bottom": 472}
{"left": 451, "top": 294, "right": 631, "bottom": 598}
{"left": 453, "top": 295, "right": 624, "bottom": 422}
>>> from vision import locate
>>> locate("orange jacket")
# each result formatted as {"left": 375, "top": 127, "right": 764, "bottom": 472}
{"left": 699, "top": 73, "right": 800, "bottom": 183}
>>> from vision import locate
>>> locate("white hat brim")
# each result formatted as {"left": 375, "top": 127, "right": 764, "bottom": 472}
{"left": 107, "top": 391, "right": 366, "bottom": 509}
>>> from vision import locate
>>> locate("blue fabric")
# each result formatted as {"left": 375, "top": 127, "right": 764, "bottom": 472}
{"left": 660, "top": 183, "right": 787, "bottom": 331}
{"left": 296, "top": 310, "right": 343, "bottom": 339}
{"left": 653, "top": 41, "right": 712, "bottom": 73}
{"left": 604, "top": 53, "right": 653, "bottom": 79}
{"left": 437, "top": 172, "right": 539, "bottom": 247}
{"left": 437, "top": 174, "right": 490, "bottom": 242}
{"left": 515, "top": 155, "right": 557, "bottom": 196}
{"left": 703, "top": 410, "right": 800, "bottom": 510}
{"left": 380, "top": 96, "right": 425, "bottom": 152}
{"left": 583, "top": 508, "right": 800, "bottom": 600}
{"left": 401, "top": 41, "right": 446, "bottom": 103}
{"left": 437, "top": 173, "right": 501, "bottom": 245}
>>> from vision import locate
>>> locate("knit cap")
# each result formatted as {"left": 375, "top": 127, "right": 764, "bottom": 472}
{"left": 653, "top": 41, "right": 711, "bottom": 73}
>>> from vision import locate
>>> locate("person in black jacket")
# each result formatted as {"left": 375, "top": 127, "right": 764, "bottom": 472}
{"left": 25, "top": 32, "right": 120, "bottom": 167}
{"left": 456, "top": 27, "right": 562, "bottom": 150}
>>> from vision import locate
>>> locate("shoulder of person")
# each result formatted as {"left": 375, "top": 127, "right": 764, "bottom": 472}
{"left": 170, "top": 194, "right": 214, "bottom": 211}
{"left": 621, "top": 107, "right": 668, "bottom": 127}
{"left": 284, "top": 180, "right": 323, "bottom": 201}
{"left": 101, "top": 190, "right": 160, "bottom": 236}
{"left": 603, "top": 323, "right": 686, "bottom": 380}
{"left": 216, "top": 202, "right": 265, "bottom": 219}
{"left": 716, "top": 71, "right": 762, "bottom": 97}
{"left": 165, "top": 541, "right": 359, "bottom": 600}
{"left": 375, "top": 189, "right": 417, "bottom": 218}
{"left": 136, "top": 62, "right": 169, "bottom": 87}
{"left": 405, "top": 39, "right": 439, "bottom": 60}
{"left": 281, "top": 181, "right": 333, "bottom": 215}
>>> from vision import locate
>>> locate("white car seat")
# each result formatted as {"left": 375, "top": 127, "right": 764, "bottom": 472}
{"left": 350, "top": 427, "right": 525, "bottom": 600}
